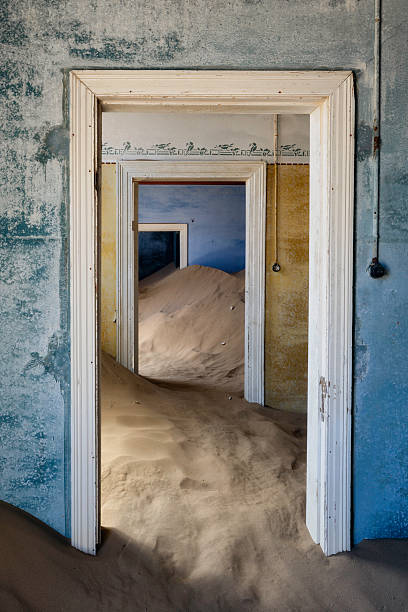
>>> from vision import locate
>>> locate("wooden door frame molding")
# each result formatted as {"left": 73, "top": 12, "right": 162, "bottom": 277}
{"left": 138, "top": 223, "right": 188, "bottom": 270}
{"left": 70, "top": 70, "right": 354, "bottom": 556}
{"left": 116, "top": 160, "right": 265, "bottom": 401}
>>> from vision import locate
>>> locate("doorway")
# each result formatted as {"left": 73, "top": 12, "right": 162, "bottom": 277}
{"left": 69, "top": 70, "right": 354, "bottom": 556}
{"left": 115, "top": 161, "right": 266, "bottom": 405}
{"left": 138, "top": 230, "right": 180, "bottom": 280}
{"left": 138, "top": 223, "right": 188, "bottom": 272}
{"left": 136, "top": 183, "right": 246, "bottom": 386}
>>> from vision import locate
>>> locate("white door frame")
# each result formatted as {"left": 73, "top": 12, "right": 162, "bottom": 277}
{"left": 116, "top": 161, "right": 265, "bottom": 405}
{"left": 138, "top": 223, "right": 188, "bottom": 269}
{"left": 70, "top": 70, "right": 354, "bottom": 556}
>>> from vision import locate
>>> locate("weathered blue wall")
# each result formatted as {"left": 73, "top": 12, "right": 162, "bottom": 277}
{"left": 139, "top": 184, "right": 246, "bottom": 273}
{"left": 352, "top": 0, "right": 408, "bottom": 541}
{"left": 0, "top": 0, "right": 406, "bottom": 543}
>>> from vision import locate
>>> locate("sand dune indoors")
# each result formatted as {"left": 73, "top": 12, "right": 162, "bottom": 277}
{"left": 101, "top": 351, "right": 307, "bottom": 610}
{"left": 138, "top": 264, "right": 245, "bottom": 391}
{"left": 102, "top": 265, "right": 308, "bottom": 607}
{"left": 0, "top": 266, "right": 407, "bottom": 611}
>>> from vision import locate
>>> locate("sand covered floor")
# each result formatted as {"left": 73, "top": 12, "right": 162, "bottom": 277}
{"left": 1, "top": 265, "right": 407, "bottom": 610}
{"left": 138, "top": 264, "right": 246, "bottom": 391}
{"left": 1, "top": 356, "right": 407, "bottom": 611}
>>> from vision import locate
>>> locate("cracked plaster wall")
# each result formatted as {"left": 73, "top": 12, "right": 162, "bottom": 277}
{"left": 0, "top": 0, "right": 407, "bottom": 543}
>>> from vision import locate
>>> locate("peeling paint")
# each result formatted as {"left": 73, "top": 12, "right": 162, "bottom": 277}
{"left": 69, "top": 31, "right": 184, "bottom": 62}
{"left": 0, "top": 0, "right": 406, "bottom": 546}
{"left": 0, "top": 2, "right": 27, "bottom": 46}
{"left": 25, "top": 331, "right": 70, "bottom": 393}
{"left": 35, "top": 125, "right": 69, "bottom": 166}
{"left": 25, "top": 81, "right": 43, "bottom": 98}
{"left": 356, "top": 122, "right": 374, "bottom": 162}
{"left": 0, "top": 61, "right": 25, "bottom": 98}
{"left": 354, "top": 343, "right": 369, "bottom": 380}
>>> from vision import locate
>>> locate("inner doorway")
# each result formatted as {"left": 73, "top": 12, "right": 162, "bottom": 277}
{"left": 115, "top": 161, "right": 266, "bottom": 405}
{"left": 136, "top": 182, "right": 246, "bottom": 388}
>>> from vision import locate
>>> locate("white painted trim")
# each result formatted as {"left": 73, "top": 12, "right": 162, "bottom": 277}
{"left": 70, "top": 70, "right": 354, "bottom": 557}
{"left": 115, "top": 161, "right": 136, "bottom": 372}
{"left": 69, "top": 73, "right": 99, "bottom": 555}
{"left": 306, "top": 103, "right": 324, "bottom": 545}
{"left": 324, "top": 75, "right": 354, "bottom": 555}
{"left": 115, "top": 160, "right": 265, "bottom": 407}
{"left": 306, "top": 76, "right": 354, "bottom": 555}
{"left": 138, "top": 223, "right": 188, "bottom": 269}
{"left": 73, "top": 69, "right": 350, "bottom": 115}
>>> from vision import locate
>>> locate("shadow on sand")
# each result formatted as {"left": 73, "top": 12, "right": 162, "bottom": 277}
{"left": 0, "top": 501, "right": 408, "bottom": 611}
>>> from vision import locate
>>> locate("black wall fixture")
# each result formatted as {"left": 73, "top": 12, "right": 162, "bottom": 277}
{"left": 369, "top": 0, "right": 386, "bottom": 279}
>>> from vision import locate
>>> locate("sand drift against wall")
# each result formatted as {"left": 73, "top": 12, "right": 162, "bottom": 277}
{"left": 101, "top": 264, "right": 311, "bottom": 608}
{"left": 97, "top": 354, "right": 408, "bottom": 611}
{"left": 0, "top": 267, "right": 406, "bottom": 609}
{"left": 98, "top": 266, "right": 407, "bottom": 610}
{"left": 138, "top": 264, "right": 245, "bottom": 392}
{"left": 101, "top": 350, "right": 308, "bottom": 610}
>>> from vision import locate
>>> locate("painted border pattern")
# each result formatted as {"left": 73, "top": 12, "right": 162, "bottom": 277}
{"left": 102, "top": 140, "right": 309, "bottom": 162}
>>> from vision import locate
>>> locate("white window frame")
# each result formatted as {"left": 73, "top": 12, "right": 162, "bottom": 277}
{"left": 70, "top": 70, "right": 354, "bottom": 557}
{"left": 138, "top": 223, "right": 188, "bottom": 269}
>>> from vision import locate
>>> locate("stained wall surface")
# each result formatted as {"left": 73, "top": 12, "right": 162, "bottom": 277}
{"left": 0, "top": 0, "right": 407, "bottom": 544}
{"left": 101, "top": 164, "right": 117, "bottom": 358}
{"left": 265, "top": 165, "right": 309, "bottom": 413}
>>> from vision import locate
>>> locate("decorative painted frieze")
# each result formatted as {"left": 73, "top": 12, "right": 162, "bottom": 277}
{"left": 102, "top": 113, "right": 310, "bottom": 164}
{"left": 102, "top": 140, "right": 309, "bottom": 162}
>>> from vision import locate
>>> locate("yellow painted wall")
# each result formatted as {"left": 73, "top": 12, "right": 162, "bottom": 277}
{"left": 265, "top": 164, "right": 309, "bottom": 413}
{"left": 100, "top": 163, "right": 117, "bottom": 357}
{"left": 100, "top": 161, "right": 309, "bottom": 409}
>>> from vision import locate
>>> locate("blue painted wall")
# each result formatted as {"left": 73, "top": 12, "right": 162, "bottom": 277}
{"left": 0, "top": 0, "right": 407, "bottom": 544}
{"left": 139, "top": 185, "right": 246, "bottom": 273}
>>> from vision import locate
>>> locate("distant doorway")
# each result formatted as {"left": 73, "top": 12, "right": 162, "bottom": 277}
{"left": 138, "top": 223, "right": 188, "bottom": 276}
{"left": 136, "top": 185, "right": 246, "bottom": 388}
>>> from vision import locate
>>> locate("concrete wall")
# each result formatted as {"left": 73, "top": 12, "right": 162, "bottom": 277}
{"left": 265, "top": 165, "right": 309, "bottom": 414}
{"left": 0, "top": 0, "right": 407, "bottom": 545}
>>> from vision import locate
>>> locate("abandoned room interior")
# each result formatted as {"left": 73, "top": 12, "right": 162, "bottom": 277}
{"left": 99, "top": 112, "right": 310, "bottom": 565}
{"left": 0, "top": 1, "right": 407, "bottom": 611}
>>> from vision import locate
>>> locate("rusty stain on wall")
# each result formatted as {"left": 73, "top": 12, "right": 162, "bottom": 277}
{"left": 265, "top": 164, "right": 309, "bottom": 413}
{"left": 101, "top": 164, "right": 117, "bottom": 358}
